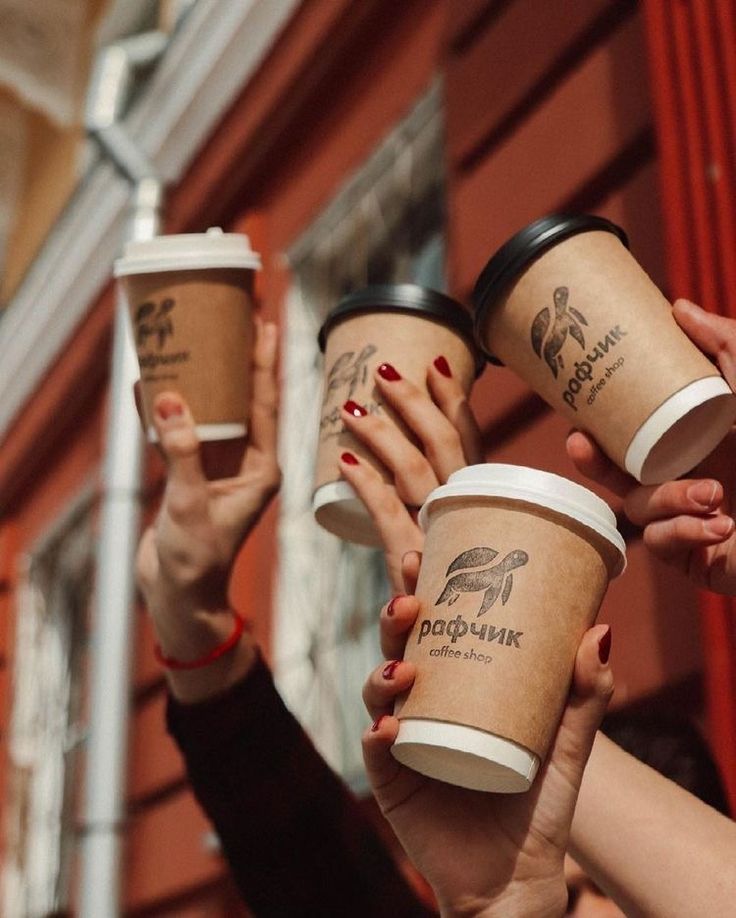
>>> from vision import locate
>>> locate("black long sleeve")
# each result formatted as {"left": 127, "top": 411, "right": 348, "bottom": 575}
{"left": 166, "top": 653, "right": 434, "bottom": 917}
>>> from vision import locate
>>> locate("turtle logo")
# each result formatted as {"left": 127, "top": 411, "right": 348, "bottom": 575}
{"left": 531, "top": 286, "right": 588, "bottom": 378}
{"left": 435, "top": 546, "right": 529, "bottom": 618}
{"left": 325, "top": 345, "right": 378, "bottom": 403}
{"left": 135, "top": 297, "right": 175, "bottom": 350}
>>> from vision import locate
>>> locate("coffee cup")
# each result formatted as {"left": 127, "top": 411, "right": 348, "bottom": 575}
{"left": 115, "top": 227, "right": 261, "bottom": 443}
{"left": 314, "top": 284, "right": 483, "bottom": 546}
{"left": 473, "top": 214, "right": 736, "bottom": 484}
{"left": 392, "top": 463, "right": 625, "bottom": 793}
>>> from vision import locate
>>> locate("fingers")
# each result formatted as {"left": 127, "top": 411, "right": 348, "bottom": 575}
{"left": 427, "top": 358, "right": 484, "bottom": 465}
{"left": 341, "top": 401, "right": 440, "bottom": 506}
{"left": 623, "top": 477, "right": 723, "bottom": 526}
{"left": 362, "top": 657, "right": 417, "bottom": 721}
{"left": 379, "top": 593, "right": 421, "bottom": 661}
{"left": 152, "top": 393, "right": 205, "bottom": 494}
{"left": 244, "top": 318, "right": 279, "bottom": 463}
{"left": 372, "top": 360, "right": 477, "bottom": 479}
{"left": 401, "top": 550, "right": 422, "bottom": 595}
{"left": 643, "top": 513, "right": 735, "bottom": 562}
{"left": 565, "top": 430, "right": 632, "bottom": 498}
{"left": 673, "top": 299, "right": 736, "bottom": 389}
{"left": 338, "top": 452, "right": 423, "bottom": 592}
{"left": 546, "top": 624, "right": 614, "bottom": 797}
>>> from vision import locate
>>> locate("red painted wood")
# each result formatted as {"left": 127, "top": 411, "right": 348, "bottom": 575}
{"left": 448, "top": 12, "right": 652, "bottom": 295}
{"left": 644, "top": 0, "right": 736, "bottom": 809}
{"left": 444, "top": 0, "right": 616, "bottom": 169}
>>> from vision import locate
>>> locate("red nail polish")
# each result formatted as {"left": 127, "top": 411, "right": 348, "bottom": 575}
{"left": 386, "top": 595, "right": 403, "bottom": 617}
{"left": 341, "top": 451, "right": 359, "bottom": 465}
{"left": 156, "top": 397, "right": 183, "bottom": 420}
{"left": 343, "top": 400, "right": 367, "bottom": 417}
{"left": 382, "top": 660, "right": 400, "bottom": 680}
{"left": 598, "top": 627, "right": 612, "bottom": 664}
{"left": 378, "top": 363, "right": 401, "bottom": 381}
{"left": 371, "top": 715, "right": 386, "bottom": 732}
{"left": 434, "top": 355, "right": 452, "bottom": 378}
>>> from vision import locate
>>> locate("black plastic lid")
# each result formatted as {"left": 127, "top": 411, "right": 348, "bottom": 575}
{"left": 472, "top": 214, "right": 629, "bottom": 363}
{"left": 318, "top": 283, "right": 485, "bottom": 375}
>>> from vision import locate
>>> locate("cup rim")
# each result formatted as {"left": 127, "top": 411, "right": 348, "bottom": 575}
{"left": 471, "top": 214, "right": 629, "bottom": 365}
{"left": 114, "top": 228, "right": 262, "bottom": 276}
{"left": 418, "top": 463, "right": 626, "bottom": 576}
{"left": 317, "top": 283, "right": 486, "bottom": 377}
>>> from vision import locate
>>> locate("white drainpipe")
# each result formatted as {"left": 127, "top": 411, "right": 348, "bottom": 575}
{"left": 79, "top": 32, "right": 167, "bottom": 918}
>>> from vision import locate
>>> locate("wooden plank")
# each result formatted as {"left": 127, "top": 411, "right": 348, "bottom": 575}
{"left": 448, "top": 12, "right": 652, "bottom": 295}
{"left": 444, "top": 0, "right": 626, "bottom": 169}
{"left": 123, "top": 789, "right": 226, "bottom": 911}
{"left": 127, "top": 690, "right": 186, "bottom": 804}
{"left": 603, "top": 538, "right": 702, "bottom": 706}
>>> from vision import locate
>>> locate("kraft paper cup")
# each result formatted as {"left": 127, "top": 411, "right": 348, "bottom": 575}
{"left": 392, "top": 464, "right": 625, "bottom": 793}
{"left": 473, "top": 215, "right": 736, "bottom": 484}
{"left": 115, "top": 227, "right": 261, "bottom": 443}
{"left": 314, "top": 284, "right": 483, "bottom": 546}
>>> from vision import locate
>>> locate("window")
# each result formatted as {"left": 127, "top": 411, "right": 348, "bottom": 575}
{"left": 275, "top": 83, "right": 445, "bottom": 788}
{"left": 2, "top": 491, "right": 92, "bottom": 918}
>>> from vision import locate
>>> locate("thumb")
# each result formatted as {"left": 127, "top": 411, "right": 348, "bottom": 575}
{"left": 546, "top": 624, "right": 614, "bottom": 793}
{"left": 672, "top": 299, "right": 736, "bottom": 389}
{"left": 152, "top": 392, "right": 205, "bottom": 492}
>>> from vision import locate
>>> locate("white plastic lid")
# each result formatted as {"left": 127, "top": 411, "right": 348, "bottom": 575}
{"left": 419, "top": 463, "right": 626, "bottom": 576}
{"left": 114, "top": 227, "right": 262, "bottom": 276}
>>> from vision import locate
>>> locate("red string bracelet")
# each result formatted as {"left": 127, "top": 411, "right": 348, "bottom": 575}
{"left": 154, "top": 609, "right": 246, "bottom": 671}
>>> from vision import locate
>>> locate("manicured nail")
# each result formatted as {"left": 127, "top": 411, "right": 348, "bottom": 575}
{"left": 705, "top": 516, "right": 735, "bottom": 538}
{"left": 434, "top": 355, "right": 452, "bottom": 378}
{"left": 598, "top": 626, "right": 612, "bottom": 664}
{"left": 371, "top": 715, "right": 387, "bottom": 732}
{"left": 343, "top": 400, "right": 367, "bottom": 417}
{"left": 687, "top": 480, "right": 718, "bottom": 509}
{"left": 341, "top": 451, "right": 359, "bottom": 465}
{"left": 386, "top": 595, "right": 403, "bottom": 617}
{"left": 155, "top": 397, "right": 183, "bottom": 421}
{"left": 377, "top": 363, "right": 401, "bottom": 381}
{"left": 382, "top": 660, "right": 400, "bottom": 680}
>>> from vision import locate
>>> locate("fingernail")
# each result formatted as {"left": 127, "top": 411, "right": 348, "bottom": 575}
{"left": 377, "top": 363, "right": 401, "bottom": 381}
{"left": 687, "top": 480, "right": 718, "bottom": 509}
{"left": 386, "top": 595, "right": 403, "bottom": 617}
{"left": 343, "top": 400, "right": 367, "bottom": 417}
{"left": 382, "top": 660, "right": 400, "bottom": 680}
{"left": 705, "top": 516, "right": 734, "bottom": 537}
{"left": 371, "top": 715, "right": 387, "bottom": 733}
{"left": 598, "top": 626, "right": 612, "bottom": 664}
{"left": 341, "top": 451, "right": 359, "bottom": 465}
{"left": 434, "top": 355, "right": 452, "bottom": 378}
{"left": 155, "top": 397, "right": 183, "bottom": 421}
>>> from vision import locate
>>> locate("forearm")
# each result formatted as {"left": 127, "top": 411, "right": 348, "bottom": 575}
{"left": 570, "top": 731, "right": 736, "bottom": 917}
{"left": 168, "top": 655, "right": 433, "bottom": 917}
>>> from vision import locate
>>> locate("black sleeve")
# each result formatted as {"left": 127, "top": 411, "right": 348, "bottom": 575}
{"left": 166, "top": 653, "right": 435, "bottom": 917}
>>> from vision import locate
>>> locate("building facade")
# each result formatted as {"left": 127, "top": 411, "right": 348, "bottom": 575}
{"left": 0, "top": 0, "right": 734, "bottom": 913}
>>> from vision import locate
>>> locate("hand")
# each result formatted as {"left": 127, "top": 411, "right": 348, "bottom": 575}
{"left": 567, "top": 299, "right": 736, "bottom": 595}
{"left": 136, "top": 319, "right": 280, "bottom": 699}
{"left": 337, "top": 357, "right": 483, "bottom": 591}
{"left": 362, "top": 556, "right": 614, "bottom": 918}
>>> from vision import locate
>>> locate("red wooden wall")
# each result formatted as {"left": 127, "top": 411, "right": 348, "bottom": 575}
{"left": 0, "top": 0, "right": 728, "bottom": 913}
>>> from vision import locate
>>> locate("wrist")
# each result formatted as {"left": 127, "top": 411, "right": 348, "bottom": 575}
{"left": 156, "top": 609, "right": 257, "bottom": 704}
{"left": 440, "top": 878, "right": 565, "bottom": 918}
